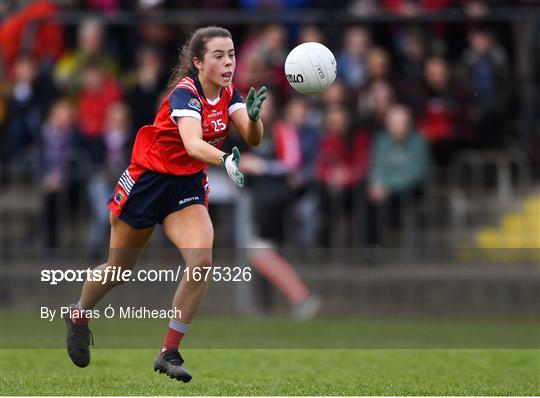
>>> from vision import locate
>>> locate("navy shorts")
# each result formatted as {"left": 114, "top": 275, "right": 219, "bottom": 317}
{"left": 107, "top": 164, "right": 209, "bottom": 229}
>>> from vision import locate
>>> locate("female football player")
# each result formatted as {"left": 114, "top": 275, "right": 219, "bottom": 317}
{"left": 64, "top": 26, "right": 267, "bottom": 383}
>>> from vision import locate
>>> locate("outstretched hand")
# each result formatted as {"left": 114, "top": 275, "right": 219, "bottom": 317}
{"left": 220, "top": 147, "right": 245, "bottom": 188}
{"left": 246, "top": 86, "right": 267, "bottom": 121}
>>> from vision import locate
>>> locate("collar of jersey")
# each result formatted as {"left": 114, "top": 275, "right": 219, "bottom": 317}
{"left": 193, "top": 75, "right": 221, "bottom": 106}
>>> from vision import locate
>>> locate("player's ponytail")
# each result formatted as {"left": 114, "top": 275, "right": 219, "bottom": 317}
{"left": 168, "top": 26, "right": 232, "bottom": 89}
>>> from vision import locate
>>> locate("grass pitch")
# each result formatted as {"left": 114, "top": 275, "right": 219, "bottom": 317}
{"left": 1, "top": 313, "right": 539, "bottom": 395}
{"left": 1, "top": 348, "right": 539, "bottom": 395}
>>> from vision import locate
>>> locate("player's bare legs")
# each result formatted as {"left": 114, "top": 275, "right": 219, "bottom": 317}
{"left": 65, "top": 213, "right": 154, "bottom": 368}
{"left": 163, "top": 204, "right": 214, "bottom": 323}
{"left": 79, "top": 213, "right": 154, "bottom": 309}
{"left": 153, "top": 204, "right": 214, "bottom": 382}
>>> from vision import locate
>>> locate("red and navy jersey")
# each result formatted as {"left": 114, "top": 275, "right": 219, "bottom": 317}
{"left": 130, "top": 75, "right": 245, "bottom": 175}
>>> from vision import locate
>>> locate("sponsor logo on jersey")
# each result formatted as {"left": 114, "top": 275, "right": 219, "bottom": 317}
{"left": 209, "top": 109, "right": 223, "bottom": 118}
{"left": 188, "top": 98, "right": 202, "bottom": 111}
{"left": 179, "top": 196, "right": 199, "bottom": 205}
{"left": 208, "top": 136, "right": 226, "bottom": 146}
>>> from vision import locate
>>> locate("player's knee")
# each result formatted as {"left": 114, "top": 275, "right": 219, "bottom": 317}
{"left": 187, "top": 255, "right": 212, "bottom": 270}
{"left": 184, "top": 252, "right": 213, "bottom": 282}
{"left": 183, "top": 248, "right": 212, "bottom": 268}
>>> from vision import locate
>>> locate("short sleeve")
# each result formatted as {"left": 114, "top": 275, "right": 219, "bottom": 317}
{"left": 228, "top": 87, "right": 246, "bottom": 116}
{"left": 169, "top": 88, "right": 202, "bottom": 124}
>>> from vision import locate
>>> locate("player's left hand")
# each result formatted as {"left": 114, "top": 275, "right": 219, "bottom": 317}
{"left": 246, "top": 86, "right": 267, "bottom": 121}
{"left": 221, "top": 147, "right": 245, "bottom": 188}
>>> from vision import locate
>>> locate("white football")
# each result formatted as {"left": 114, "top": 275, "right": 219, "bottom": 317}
{"left": 284, "top": 42, "right": 337, "bottom": 95}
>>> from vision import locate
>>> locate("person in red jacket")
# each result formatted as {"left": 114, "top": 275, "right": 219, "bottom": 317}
{"left": 0, "top": 1, "right": 64, "bottom": 74}
{"left": 63, "top": 26, "right": 267, "bottom": 383}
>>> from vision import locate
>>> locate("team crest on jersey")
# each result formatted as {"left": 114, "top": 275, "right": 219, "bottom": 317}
{"left": 114, "top": 189, "right": 125, "bottom": 204}
{"left": 188, "top": 98, "right": 202, "bottom": 111}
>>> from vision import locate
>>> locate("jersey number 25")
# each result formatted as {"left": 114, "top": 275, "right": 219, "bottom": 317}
{"left": 211, "top": 119, "right": 226, "bottom": 131}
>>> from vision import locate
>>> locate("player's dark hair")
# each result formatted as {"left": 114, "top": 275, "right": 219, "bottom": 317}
{"left": 168, "top": 26, "right": 232, "bottom": 89}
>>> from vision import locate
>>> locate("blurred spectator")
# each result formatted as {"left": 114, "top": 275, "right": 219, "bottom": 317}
{"left": 316, "top": 105, "right": 371, "bottom": 246}
{"left": 417, "top": 56, "right": 471, "bottom": 166}
{"left": 358, "top": 80, "right": 396, "bottom": 135}
{"left": 54, "top": 17, "right": 118, "bottom": 97}
{"left": 272, "top": 96, "right": 308, "bottom": 175}
{"left": 242, "top": 91, "right": 293, "bottom": 243}
{"left": 0, "top": 0, "right": 64, "bottom": 74}
{"left": 245, "top": 95, "right": 320, "bottom": 246}
{"left": 235, "top": 28, "right": 269, "bottom": 95}
{"left": 235, "top": 51, "right": 269, "bottom": 96}
{"left": 348, "top": 0, "right": 378, "bottom": 17}
{"left": 382, "top": 0, "right": 452, "bottom": 40}
{"left": 86, "top": 0, "right": 123, "bottom": 14}
{"left": 126, "top": 45, "right": 167, "bottom": 132}
{"left": 294, "top": 98, "right": 323, "bottom": 248}
{"left": 337, "top": 26, "right": 371, "bottom": 91}
{"left": 395, "top": 28, "right": 428, "bottom": 114}
{"left": 102, "top": 103, "right": 132, "bottom": 177}
{"left": 298, "top": 25, "right": 326, "bottom": 45}
{"left": 87, "top": 102, "right": 131, "bottom": 254}
{"left": 367, "top": 105, "right": 429, "bottom": 245}
{"left": 135, "top": 0, "right": 178, "bottom": 63}
{"left": 235, "top": 24, "right": 289, "bottom": 97}
{"left": 261, "top": 24, "right": 289, "bottom": 96}
{"left": 365, "top": 47, "right": 392, "bottom": 84}
{"left": 41, "top": 100, "right": 76, "bottom": 248}
{"left": 382, "top": 0, "right": 451, "bottom": 16}
{"left": 306, "top": 78, "right": 351, "bottom": 131}
{"left": 76, "top": 61, "right": 123, "bottom": 166}
{"left": 2, "top": 56, "right": 48, "bottom": 161}
{"left": 356, "top": 47, "right": 394, "bottom": 134}
{"left": 460, "top": 26, "right": 512, "bottom": 147}
{"left": 463, "top": 0, "right": 490, "bottom": 19}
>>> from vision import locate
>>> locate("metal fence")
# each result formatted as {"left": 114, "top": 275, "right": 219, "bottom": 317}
{"left": 1, "top": 147, "right": 536, "bottom": 264}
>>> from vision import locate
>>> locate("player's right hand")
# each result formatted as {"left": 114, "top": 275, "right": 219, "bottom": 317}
{"left": 220, "top": 147, "right": 245, "bottom": 188}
